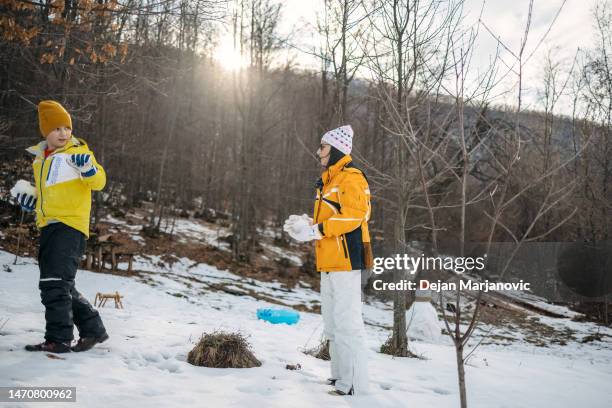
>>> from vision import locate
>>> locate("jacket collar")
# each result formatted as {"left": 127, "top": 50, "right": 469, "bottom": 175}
{"left": 26, "top": 136, "right": 81, "bottom": 158}
{"left": 322, "top": 155, "right": 352, "bottom": 185}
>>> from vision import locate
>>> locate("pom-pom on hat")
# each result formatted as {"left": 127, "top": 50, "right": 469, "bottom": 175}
{"left": 321, "top": 125, "right": 353, "bottom": 155}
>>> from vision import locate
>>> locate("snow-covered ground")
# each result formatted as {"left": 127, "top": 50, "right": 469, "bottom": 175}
{"left": 1, "top": 249, "right": 612, "bottom": 408}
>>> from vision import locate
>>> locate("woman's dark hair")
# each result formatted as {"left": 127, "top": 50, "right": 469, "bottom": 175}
{"left": 327, "top": 145, "right": 346, "bottom": 168}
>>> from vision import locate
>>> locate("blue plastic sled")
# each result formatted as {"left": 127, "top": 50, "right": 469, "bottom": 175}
{"left": 257, "top": 308, "right": 300, "bottom": 325}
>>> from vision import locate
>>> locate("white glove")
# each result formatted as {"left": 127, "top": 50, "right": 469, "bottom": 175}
{"left": 284, "top": 216, "right": 321, "bottom": 242}
{"left": 283, "top": 215, "right": 307, "bottom": 233}
{"left": 283, "top": 214, "right": 301, "bottom": 229}
{"left": 294, "top": 223, "right": 322, "bottom": 242}
{"left": 283, "top": 214, "right": 312, "bottom": 232}
{"left": 283, "top": 215, "right": 301, "bottom": 236}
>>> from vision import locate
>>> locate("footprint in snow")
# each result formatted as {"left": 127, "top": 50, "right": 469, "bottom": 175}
{"left": 430, "top": 387, "right": 452, "bottom": 395}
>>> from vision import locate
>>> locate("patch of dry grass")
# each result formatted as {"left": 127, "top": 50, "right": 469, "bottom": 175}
{"left": 303, "top": 339, "right": 330, "bottom": 361}
{"left": 187, "top": 331, "right": 261, "bottom": 368}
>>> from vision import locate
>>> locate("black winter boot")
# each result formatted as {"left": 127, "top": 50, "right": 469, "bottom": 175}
{"left": 25, "top": 340, "right": 71, "bottom": 353}
{"left": 328, "top": 387, "right": 354, "bottom": 396}
{"left": 71, "top": 332, "right": 109, "bottom": 352}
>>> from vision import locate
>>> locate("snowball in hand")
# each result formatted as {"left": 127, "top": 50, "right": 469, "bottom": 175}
{"left": 10, "top": 180, "right": 36, "bottom": 199}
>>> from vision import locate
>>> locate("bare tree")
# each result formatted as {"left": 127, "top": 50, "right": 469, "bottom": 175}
{"left": 360, "top": 0, "right": 463, "bottom": 357}
{"left": 431, "top": 2, "right": 583, "bottom": 407}
{"left": 315, "top": 0, "right": 368, "bottom": 128}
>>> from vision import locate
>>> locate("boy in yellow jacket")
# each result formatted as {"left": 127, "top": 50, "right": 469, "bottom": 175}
{"left": 284, "top": 125, "right": 371, "bottom": 396}
{"left": 15, "top": 101, "right": 109, "bottom": 353}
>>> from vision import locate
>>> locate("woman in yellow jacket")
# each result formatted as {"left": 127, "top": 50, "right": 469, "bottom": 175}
{"left": 284, "top": 125, "right": 372, "bottom": 396}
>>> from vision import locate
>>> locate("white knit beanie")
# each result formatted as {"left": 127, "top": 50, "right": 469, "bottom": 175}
{"left": 321, "top": 125, "right": 353, "bottom": 155}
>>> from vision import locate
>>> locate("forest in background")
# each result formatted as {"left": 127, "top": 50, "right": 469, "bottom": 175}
{"left": 1, "top": 2, "right": 611, "bottom": 396}
{"left": 1, "top": 0, "right": 609, "bottom": 252}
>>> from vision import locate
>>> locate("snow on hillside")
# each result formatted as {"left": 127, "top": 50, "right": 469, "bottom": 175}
{"left": 1, "top": 249, "right": 612, "bottom": 408}
{"left": 101, "top": 211, "right": 306, "bottom": 267}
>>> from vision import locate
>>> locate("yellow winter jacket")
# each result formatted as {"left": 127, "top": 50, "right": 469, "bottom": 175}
{"left": 313, "top": 155, "right": 373, "bottom": 272}
{"left": 27, "top": 137, "right": 106, "bottom": 238}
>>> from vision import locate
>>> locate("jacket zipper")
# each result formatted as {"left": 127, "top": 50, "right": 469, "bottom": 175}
{"left": 46, "top": 158, "right": 54, "bottom": 183}
{"left": 38, "top": 145, "right": 70, "bottom": 217}
{"left": 341, "top": 234, "right": 348, "bottom": 258}
{"left": 315, "top": 187, "right": 323, "bottom": 223}
{"left": 39, "top": 156, "right": 47, "bottom": 217}
{"left": 314, "top": 170, "right": 329, "bottom": 223}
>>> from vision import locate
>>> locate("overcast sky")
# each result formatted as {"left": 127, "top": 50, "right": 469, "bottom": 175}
{"left": 270, "top": 0, "right": 602, "bottom": 115}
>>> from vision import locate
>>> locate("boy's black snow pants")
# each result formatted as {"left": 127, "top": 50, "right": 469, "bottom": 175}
{"left": 38, "top": 222, "right": 106, "bottom": 343}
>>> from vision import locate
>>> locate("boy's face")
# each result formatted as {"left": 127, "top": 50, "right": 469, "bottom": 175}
{"left": 45, "top": 127, "right": 72, "bottom": 150}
